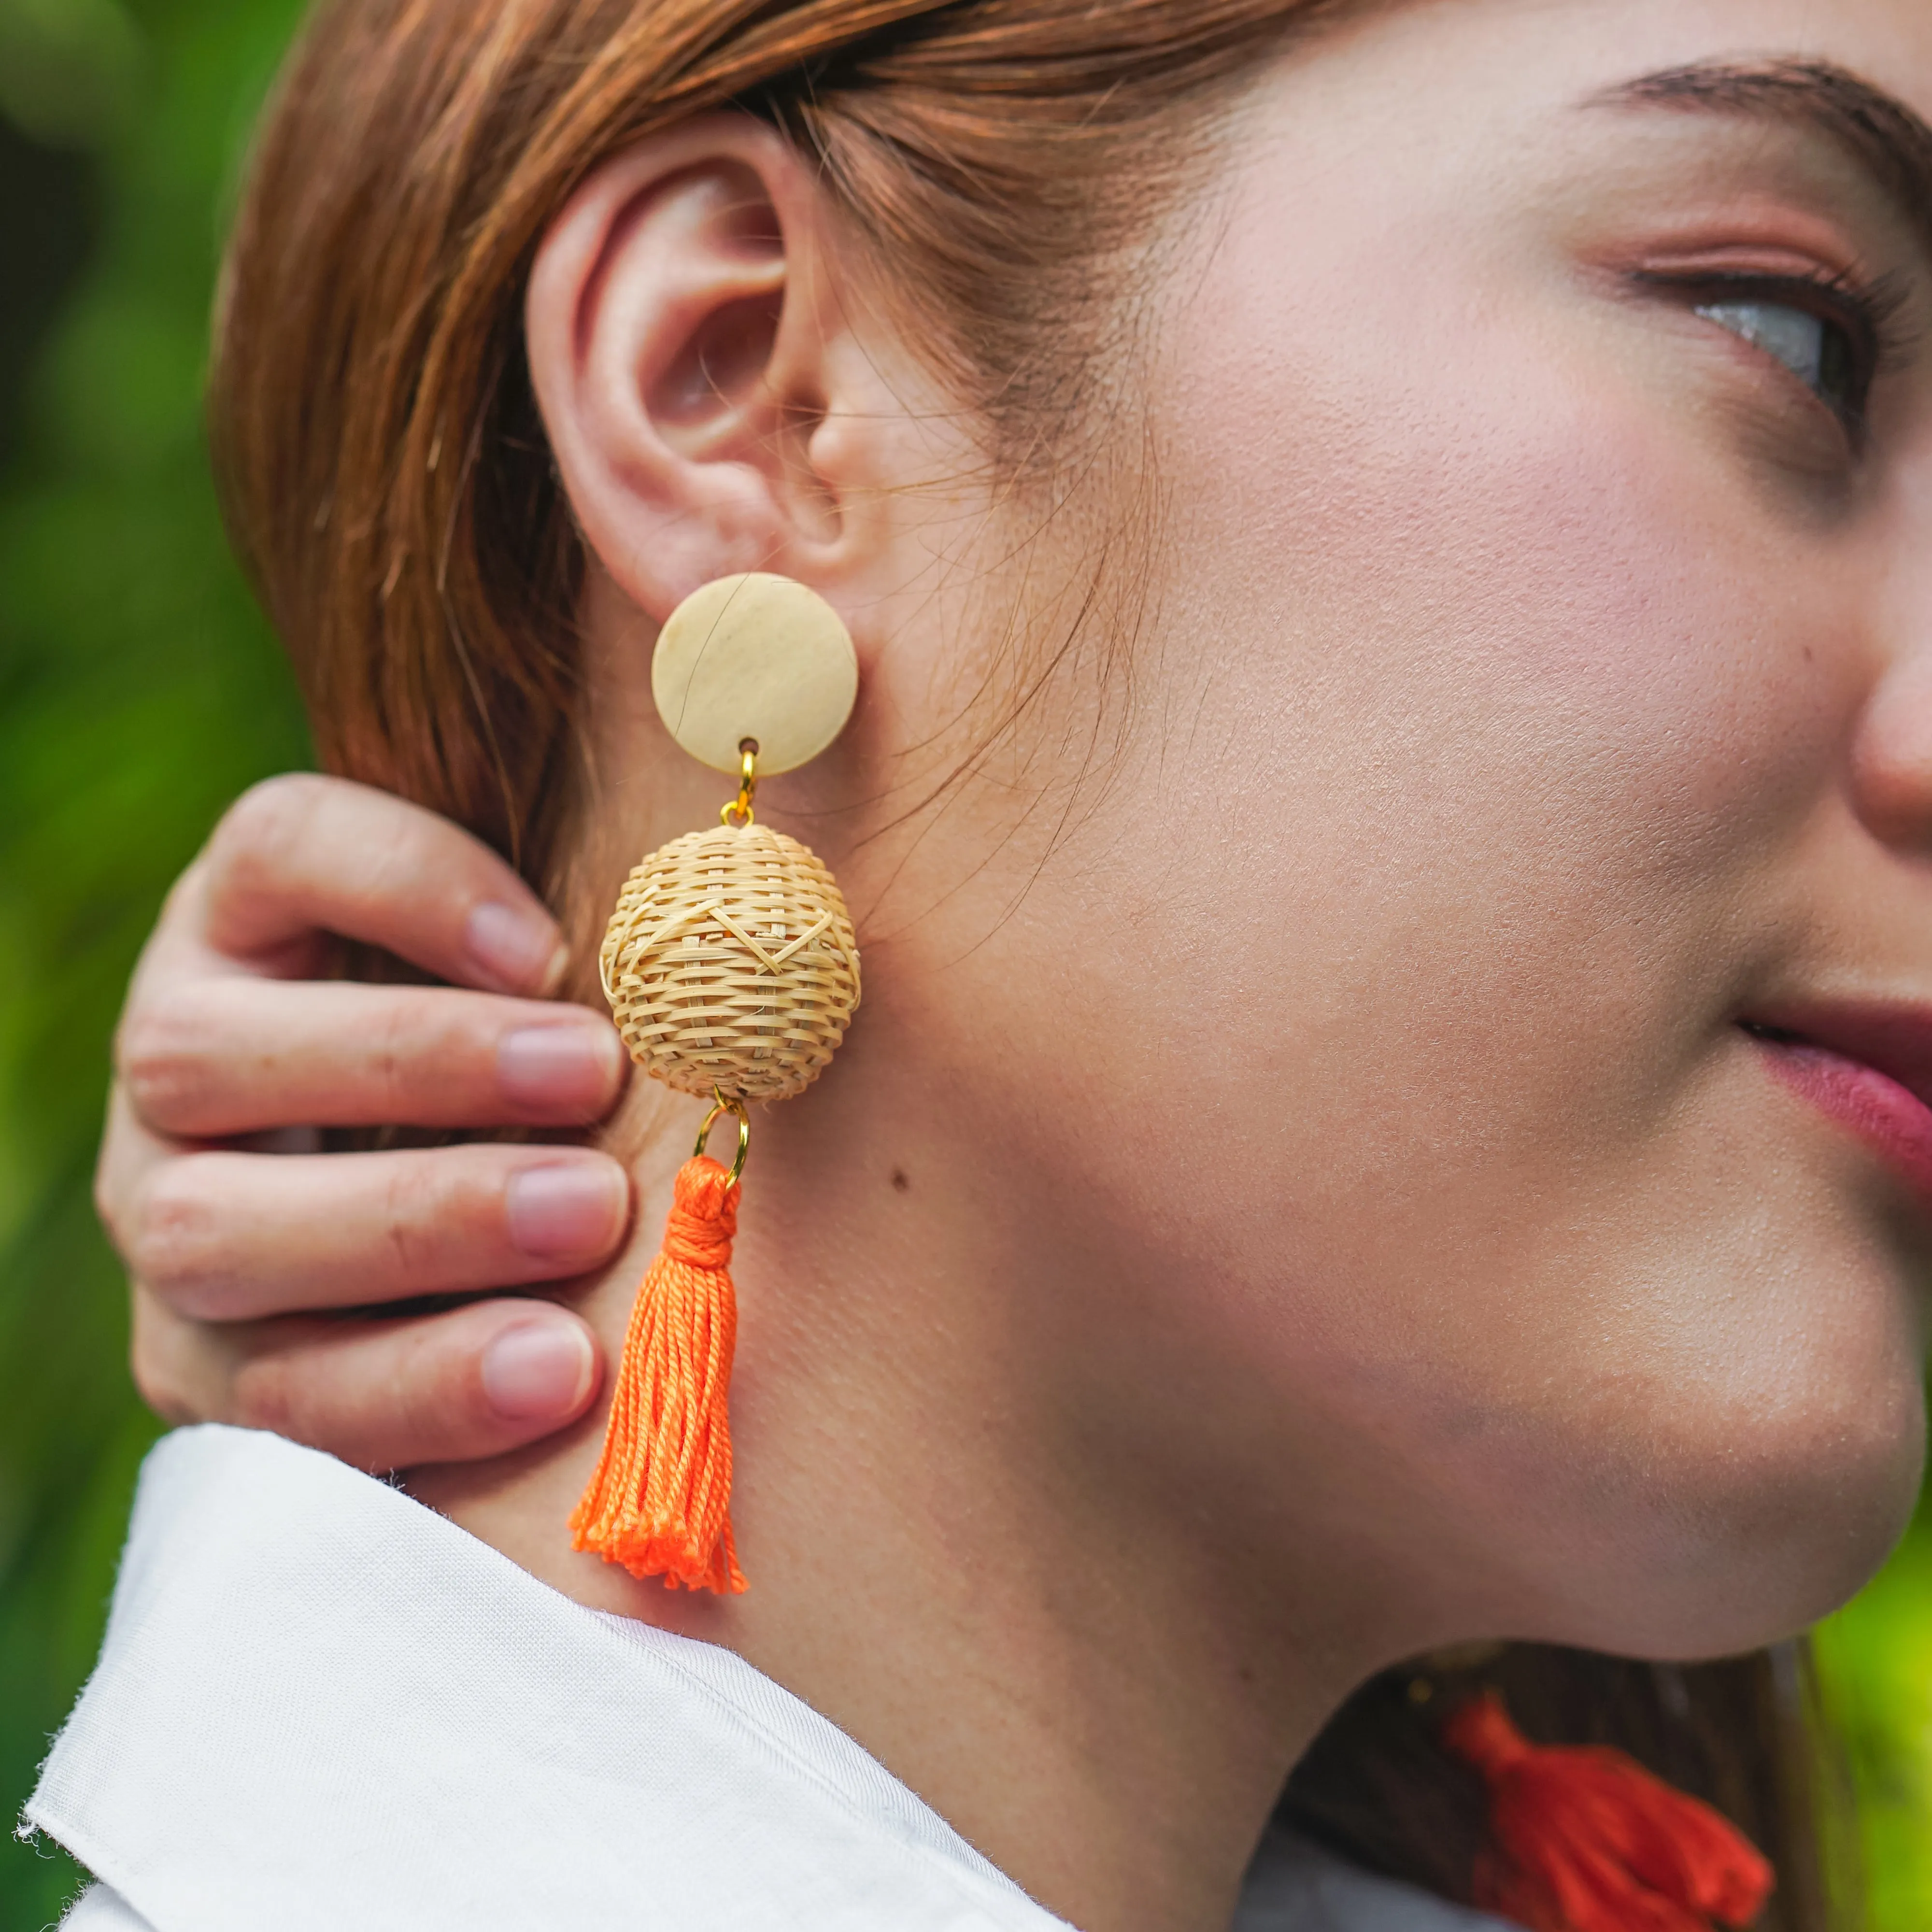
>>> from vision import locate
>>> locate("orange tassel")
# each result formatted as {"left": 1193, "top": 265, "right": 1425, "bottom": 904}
{"left": 1443, "top": 1691, "right": 1773, "bottom": 1932}
{"left": 568, "top": 1155, "right": 747, "bottom": 1593}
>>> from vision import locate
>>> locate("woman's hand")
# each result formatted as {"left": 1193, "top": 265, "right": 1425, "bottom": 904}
{"left": 97, "top": 775, "right": 631, "bottom": 1470}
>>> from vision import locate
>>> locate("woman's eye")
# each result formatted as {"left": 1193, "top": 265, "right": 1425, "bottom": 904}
{"left": 1694, "top": 299, "right": 1857, "bottom": 414}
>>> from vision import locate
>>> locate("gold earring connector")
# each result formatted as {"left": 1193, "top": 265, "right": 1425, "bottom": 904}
{"left": 693, "top": 1089, "right": 751, "bottom": 1186}
{"left": 720, "top": 739, "right": 759, "bottom": 828}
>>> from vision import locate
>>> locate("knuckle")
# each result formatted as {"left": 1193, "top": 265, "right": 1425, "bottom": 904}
{"left": 127, "top": 1297, "right": 199, "bottom": 1424}
{"left": 377, "top": 1167, "right": 439, "bottom": 1291}
{"left": 357, "top": 807, "right": 447, "bottom": 915}
{"left": 229, "top": 1355, "right": 300, "bottom": 1437}
{"left": 93, "top": 1146, "right": 128, "bottom": 1250}
{"left": 395, "top": 1380, "right": 452, "bottom": 1466}
{"left": 368, "top": 995, "right": 419, "bottom": 1119}
{"left": 116, "top": 987, "right": 212, "bottom": 1127}
{"left": 128, "top": 1337, "right": 193, "bottom": 1424}
{"left": 382, "top": 1159, "right": 458, "bottom": 1286}
{"left": 205, "top": 775, "right": 320, "bottom": 896}
{"left": 128, "top": 1165, "right": 233, "bottom": 1316}
{"left": 390, "top": 1320, "right": 485, "bottom": 1464}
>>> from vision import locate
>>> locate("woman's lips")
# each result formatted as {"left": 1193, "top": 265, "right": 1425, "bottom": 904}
{"left": 1747, "top": 1021, "right": 1932, "bottom": 1208}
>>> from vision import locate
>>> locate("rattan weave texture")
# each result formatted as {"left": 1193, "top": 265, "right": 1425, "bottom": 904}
{"left": 599, "top": 821, "right": 860, "bottom": 1102}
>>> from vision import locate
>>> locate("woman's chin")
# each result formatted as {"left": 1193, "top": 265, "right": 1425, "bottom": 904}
{"left": 1534, "top": 1150, "right": 1932, "bottom": 1657}
{"left": 1555, "top": 1368, "right": 1926, "bottom": 1661}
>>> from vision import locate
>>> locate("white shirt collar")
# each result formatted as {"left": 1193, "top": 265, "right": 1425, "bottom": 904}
{"left": 25, "top": 1427, "right": 1515, "bottom": 1932}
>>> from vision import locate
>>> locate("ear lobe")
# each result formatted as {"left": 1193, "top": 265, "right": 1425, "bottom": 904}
{"left": 526, "top": 121, "right": 843, "bottom": 617}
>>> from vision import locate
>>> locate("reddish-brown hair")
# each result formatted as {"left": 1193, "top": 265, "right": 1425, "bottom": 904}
{"left": 208, "top": 2, "right": 1848, "bottom": 1922}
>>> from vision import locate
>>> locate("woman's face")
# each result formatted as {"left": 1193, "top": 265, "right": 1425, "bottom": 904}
{"left": 852, "top": 0, "right": 1932, "bottom": 1661}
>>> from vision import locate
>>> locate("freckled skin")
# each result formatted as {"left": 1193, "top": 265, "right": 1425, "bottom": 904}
{"left": 415, "top": 3, "right": 1932, "bottom": 1928}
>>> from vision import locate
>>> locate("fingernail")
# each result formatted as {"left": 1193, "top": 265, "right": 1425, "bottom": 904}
{"left": 466, "top": 901, "right": 568, "bottom": 994}
{"left": 506, "top": 1161, "right": 627, "bottom": 1260}
{"left": 481, "top": 1320, "right": 595, "bottom": 1421}
{"left": 498, "top": 1024, "right": 623, "bottom": 1116}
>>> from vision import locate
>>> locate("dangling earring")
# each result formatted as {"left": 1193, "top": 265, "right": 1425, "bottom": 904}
{"left": 569, "top": 573, "right": 862, "bottom": 1593}
{"left": 1440, "top": 1691, "right": 1773, "bottom": 1932}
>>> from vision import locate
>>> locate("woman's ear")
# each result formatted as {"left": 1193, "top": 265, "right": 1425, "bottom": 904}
{"left": 526, "top": 117, "right": 867, "bottom": 614}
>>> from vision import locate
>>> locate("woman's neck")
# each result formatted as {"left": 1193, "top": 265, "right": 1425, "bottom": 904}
{"left": 409, "top": 1040, "right": 1431, "bottom": 1932}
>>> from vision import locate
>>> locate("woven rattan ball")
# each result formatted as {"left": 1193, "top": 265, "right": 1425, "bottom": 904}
{"left": 599, "top": 822, "right": 861, "bottom": 1103}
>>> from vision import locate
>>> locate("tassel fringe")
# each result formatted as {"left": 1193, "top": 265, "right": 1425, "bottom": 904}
{"left": 1443, "top": 1691, "right": 1773, "bottom": 1932}
{"left": 569, "top": 1155, "right": 747, "bottom": 1593}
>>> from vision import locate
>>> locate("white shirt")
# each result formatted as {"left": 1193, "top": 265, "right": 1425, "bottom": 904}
{"left": 22, "top": 1427, "right": 1518, "bottom": 1932}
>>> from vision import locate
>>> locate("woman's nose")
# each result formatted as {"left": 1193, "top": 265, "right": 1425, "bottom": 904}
{"left": 1853, "top": 581, "right": 1932, "bottom": 850}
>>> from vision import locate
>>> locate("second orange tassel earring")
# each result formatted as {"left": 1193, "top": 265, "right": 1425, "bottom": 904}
{"left": 569, "top": 574, "right": 862, "bottom": 1593}
{"left": 1442, "top": 1690, "right": 1774, "bottom": 1932}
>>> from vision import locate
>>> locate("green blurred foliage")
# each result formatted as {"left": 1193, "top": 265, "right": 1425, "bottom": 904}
{"left": 1818, "top": 1502, "right": 1932, "bottom": 1930}
{"left": 0, "top": 0, "right": 307, "bottom": 1921}
{"left": 0, "top": 2, "right": 1928, "bottom": 1927}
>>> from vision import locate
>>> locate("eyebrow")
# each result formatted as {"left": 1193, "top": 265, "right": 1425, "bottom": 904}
{"left": 1597, "top": 58, "right": 1932, "bottom": 259}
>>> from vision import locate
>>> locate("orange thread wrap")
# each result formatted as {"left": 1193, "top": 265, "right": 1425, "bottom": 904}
{"left": 1443, "top": 1691, "right": 1773, "bottom": 1932}
{"left": 568, "top": 1155, "right": 747, "bottom": 1593}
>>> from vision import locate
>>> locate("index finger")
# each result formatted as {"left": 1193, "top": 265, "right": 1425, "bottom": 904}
{"left": 198, "top": 774, "right": 568, "bottom": 994}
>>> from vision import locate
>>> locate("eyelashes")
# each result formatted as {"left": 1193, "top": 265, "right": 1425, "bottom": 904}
{"left": 1634, "top": 265, "right": 1916, "bottom": 446}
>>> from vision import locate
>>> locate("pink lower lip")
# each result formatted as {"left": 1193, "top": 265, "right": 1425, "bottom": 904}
{"left": 1753, "top": 1033, "right": 1932, "bottom": 1207}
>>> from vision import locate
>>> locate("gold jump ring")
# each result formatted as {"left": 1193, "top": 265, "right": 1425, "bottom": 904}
{"left": 720, "top": 739, "right": 759, "bottom": 829}
{"left": 693, "top": 1090, "right": 751, "bottom": 1186}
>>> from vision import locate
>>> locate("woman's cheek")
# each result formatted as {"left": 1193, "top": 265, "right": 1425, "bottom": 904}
{"left": 1163, "top": 311, "right": 1826, "bottom": 990}
{"left": 1114, "top": 243, "right": 1922, "bottom": 1639}
{"left": 1165, "top": 163, "right": 1864, "bottom": 871}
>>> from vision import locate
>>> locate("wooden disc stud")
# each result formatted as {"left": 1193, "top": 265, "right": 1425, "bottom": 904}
{"left": 651, "top": 573, "right": 858, "bottom": 775}
{"left": 603, "top": 575, "right": 862, "bottom": 1104}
